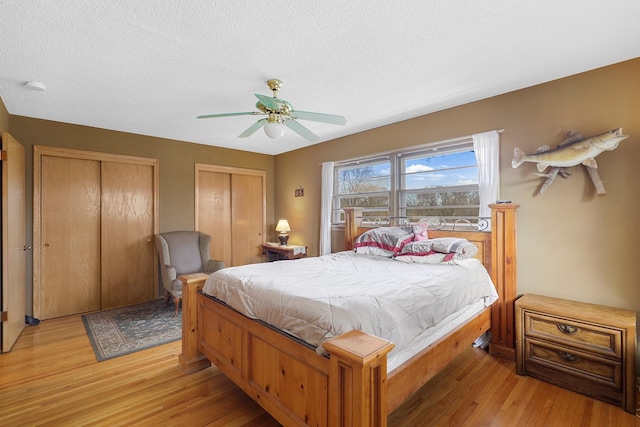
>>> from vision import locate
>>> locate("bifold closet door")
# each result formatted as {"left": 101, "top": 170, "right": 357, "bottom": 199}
{"left": 196, "top": 170, "right": 232, "bottom": 268}
{"left": 101, "top": 161, "right": 155, "bottom": 309}
{"left": 231, "top": 173, "right": 264, "bottom": 266}
{"left": 1, "top": 133, "right": 26, "bottom": 352}
{"left": 40, "top": 156, "right": 101, "bottom": 319}
{"left": 196, "top": 164, "right": 265, "bottom": 268}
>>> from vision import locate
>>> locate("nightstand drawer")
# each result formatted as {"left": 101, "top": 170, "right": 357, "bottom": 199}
{"left": 524, "top": 339, "right": 622, "bottom": 390}
{"left": 524, "top": 311, "right": 621, "bottom": 359}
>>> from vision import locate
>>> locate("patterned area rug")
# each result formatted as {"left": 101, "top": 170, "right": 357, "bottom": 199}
{"left": 81, "top": 299, "right": 181, "bottom": 361}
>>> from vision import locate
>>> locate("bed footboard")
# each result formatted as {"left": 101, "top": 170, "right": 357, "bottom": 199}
{"left": 178, "top": 273, "right": 212, "bottom": 374}
{"left": 179, "top": 203, "right": 518, "bottom": 426}
{"left": 179, "top": 274, "right": 394, "bottom": 427}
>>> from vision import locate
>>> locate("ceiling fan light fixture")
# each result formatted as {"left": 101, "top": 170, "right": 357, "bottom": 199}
{"left": 198, "top": 79, "right": 346, "bottom": 142}
{"left": 264, "top": 121, "right": 285, "bottom": 139}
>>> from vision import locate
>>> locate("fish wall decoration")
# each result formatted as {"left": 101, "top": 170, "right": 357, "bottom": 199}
{"left": 512, "top": 127, "right": 629, "bottom": 196}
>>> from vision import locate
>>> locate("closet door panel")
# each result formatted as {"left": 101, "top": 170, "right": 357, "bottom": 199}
{"left": 101, "top": 162, "right": 154, "bottom": 309}
{"left": 197, "top": 170, "right": 232, "bottom": 268}
{"left": 40, "top": 156, "right": 101, "bottom": 319}
{"left": 231, "top": 174, "right": 264, "bottom": 266}
{"left": 2, "top": 133, "right": 26, "bottom": 352}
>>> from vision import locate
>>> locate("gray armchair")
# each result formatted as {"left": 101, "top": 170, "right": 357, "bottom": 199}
{"left": 155, "top": 231, "right": 225, "bottom": 317}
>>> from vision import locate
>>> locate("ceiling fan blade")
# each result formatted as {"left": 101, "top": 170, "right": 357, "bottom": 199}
{"left": 197, "top": 112, "right": 260, "bottom": 119}
{"left": 254, "top": 93, "right": 280, "bottom": 111}
{"left": 290, "top": 110, "right": 347, "bottom": 125}
{"left": 239, "top": 118, "right": 268, "bottom": 138}
{"left": 284, "top": 120, "right": 319, "bottom": 142}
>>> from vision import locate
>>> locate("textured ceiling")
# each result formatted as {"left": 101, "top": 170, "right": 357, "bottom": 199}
{"left": 1, "top": 0, "right": 639, "bottom": 155}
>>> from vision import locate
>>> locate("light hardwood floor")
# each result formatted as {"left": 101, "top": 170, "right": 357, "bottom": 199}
{"left": 0, "top": 314, "right": 637, "bottom": 426}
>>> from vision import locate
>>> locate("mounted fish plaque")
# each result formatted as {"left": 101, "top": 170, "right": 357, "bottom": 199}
{"left": 512, "top": 127, "right": 628, "bottom": 196}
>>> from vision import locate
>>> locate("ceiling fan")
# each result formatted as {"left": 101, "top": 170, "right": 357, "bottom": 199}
{"left": 197, "top": 79, "right": 346, "bottom": 142}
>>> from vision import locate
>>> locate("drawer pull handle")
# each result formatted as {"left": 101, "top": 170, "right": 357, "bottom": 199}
{"left": 557, "top": 323, "right": 579, "bottom": 335}
{"left": 559, "top": 351, "right": 579, "bottom": 362}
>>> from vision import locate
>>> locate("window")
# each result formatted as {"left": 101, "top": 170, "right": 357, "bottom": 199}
{"left": 399, "top": 142, "right": 479, "bottom": 219}
{"left": 333, "top": 157, "right": 391, "bottom": 223}
{"left": 332, "top": 137, "right": 485, "bottom": 224}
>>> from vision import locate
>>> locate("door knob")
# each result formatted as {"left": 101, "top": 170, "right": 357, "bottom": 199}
{"left": 44, "top": 243, "right": 50, "bottom": 247}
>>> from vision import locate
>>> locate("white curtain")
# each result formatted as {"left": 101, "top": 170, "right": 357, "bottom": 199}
{"left": 320, "top": 161, "right": 335, "bottom": 255}
{"left": 472, "top": 130, "right": 500, "bottom": 225}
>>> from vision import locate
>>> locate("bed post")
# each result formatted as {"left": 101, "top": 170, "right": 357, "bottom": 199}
{"left": 343, "top": 207, "right": 364, "bottom": 251}
{"left": 323, "top": 330, "right": 395, "bottom": 427}
{"left": 178, "top": 273, "right": 211, "bottom": 373}
{"left": 488, "top": 203, "right": 519, "bottom": 359}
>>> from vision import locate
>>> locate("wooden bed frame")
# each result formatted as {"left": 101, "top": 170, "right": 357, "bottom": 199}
{"left": 179, "top": 203, "right": 518, "bottom": 426}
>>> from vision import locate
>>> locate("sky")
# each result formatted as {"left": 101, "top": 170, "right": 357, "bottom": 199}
{"left": 404, "top": 151, "right": 478, "bottom": 189}
{"left": 347, "top": 150, "right": 478, "bottom": 190}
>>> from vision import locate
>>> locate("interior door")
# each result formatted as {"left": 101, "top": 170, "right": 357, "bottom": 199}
{"left": 1, "top": 132, "right": 26, "bottom": 352}
{"left": 101, "top": 161, "right": 155, "bottom": 309}
{"left": 40, "top": 156, "right": 101, "bottom": 319}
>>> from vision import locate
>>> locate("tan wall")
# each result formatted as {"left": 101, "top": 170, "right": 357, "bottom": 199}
{"left": 275, "top": 59, "right": 640, "bottom": 347}
{"left": 0, "top": 96, "right": 8, "bottom": 133}
{"left": 4, "top": 58, "right": 639, "bottom": 362}
{"left": 7, "top": 116, "right": 275, "bottom": 314}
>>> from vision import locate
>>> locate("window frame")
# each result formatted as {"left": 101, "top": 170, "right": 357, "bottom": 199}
{"left": 397, "top": 139, "right": 480, "bottom": 220}
{"left": 331, "top": 155, "right": 394, "bottom": 223}
{"left": 332, "top": 136, "right": 481, "bottom": 225}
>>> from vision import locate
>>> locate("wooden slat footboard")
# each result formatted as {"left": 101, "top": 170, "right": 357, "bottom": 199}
{"left": 180, "top": 276, "right": 394, "bottom": 426}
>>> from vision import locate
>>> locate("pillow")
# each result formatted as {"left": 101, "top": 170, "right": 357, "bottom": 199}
{"left": 394, "top": 237, "right": 478, "bottom": 264}
{"left": 395, "top": 240, "right": 433, "bottom": 256}
{"left": 355, "top": 245, "right": 396, "bottom": 257}
{"left": 430, "top": 237, "right": 478, "bottom": 259}
{"left": 354, "top": 226, "right": 414, "bottom": 257}
{"left": 412, "top": 222, "right": 429, "bottom": 241}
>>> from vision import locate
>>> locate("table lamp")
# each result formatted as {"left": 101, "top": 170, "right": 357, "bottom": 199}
{"left": 275, "top": 219, "right": 290, "bottom": 246}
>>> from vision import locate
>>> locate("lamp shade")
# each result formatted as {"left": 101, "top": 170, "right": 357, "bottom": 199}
{"left": 275, "top": 219, "right": 291, "bottom": 232}
{"left": 264, "top": 122, "right": 285, "bottom": 139}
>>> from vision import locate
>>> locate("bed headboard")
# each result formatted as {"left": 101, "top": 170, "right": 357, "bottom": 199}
{"left": 343, "top": 204, "right": 519, "bottom": 359}
{"left": 344, "top": 210, "right": 491, "bottom": 269}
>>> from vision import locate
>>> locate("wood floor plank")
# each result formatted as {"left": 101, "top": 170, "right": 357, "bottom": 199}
{"left": 0, "top": 314, "right": 637, "bottom": 426}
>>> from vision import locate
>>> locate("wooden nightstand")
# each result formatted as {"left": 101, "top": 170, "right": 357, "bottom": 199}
{"left": 515, "top": 294, "right": 636, "bottom": 413}
{"left": 261, "top": 243, "right": 307, "bottom": 261}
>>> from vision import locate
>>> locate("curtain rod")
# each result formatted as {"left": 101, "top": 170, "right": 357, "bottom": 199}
{"left": 321, "top": 128, "right": 505, "bottom": 165}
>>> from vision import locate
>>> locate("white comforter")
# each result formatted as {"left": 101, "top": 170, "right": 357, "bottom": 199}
{"left": 202, "top": 251, "right": 498, "bottom": 356}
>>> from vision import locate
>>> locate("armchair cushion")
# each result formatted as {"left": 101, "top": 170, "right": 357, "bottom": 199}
{"left": 155, "top": 231, "right": 224, "bottom": 299}
{"left": 205, "top": 259, "right": 225, "bottom": 274}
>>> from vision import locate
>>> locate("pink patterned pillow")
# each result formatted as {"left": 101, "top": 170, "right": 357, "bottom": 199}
{"left": 395, "top": 240, "right": 433, "bottom": 256}
{"left": 394, "top": 237, "right": 478, "bottom": 264}
{"left": 430, "top": 238, "right": 478, "bottom": 259}
{"left": 354, "top": 227, "right": 414, "bottom": 257}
